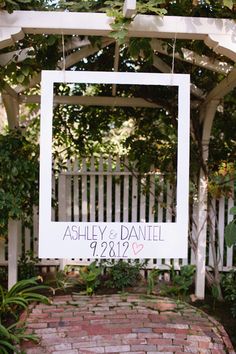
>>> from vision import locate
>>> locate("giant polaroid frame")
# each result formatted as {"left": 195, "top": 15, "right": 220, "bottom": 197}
{"left": 39, "top": 71, "right": 190, "bottom": 259}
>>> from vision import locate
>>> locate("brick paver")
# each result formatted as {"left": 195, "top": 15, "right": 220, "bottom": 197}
{"left": 20, "top": 294, "right": 235, "bottom": 354}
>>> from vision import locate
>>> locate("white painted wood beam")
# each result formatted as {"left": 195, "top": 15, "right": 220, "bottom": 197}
{"left": 152, "top": 54, "right": 205, "bottom": 100}
{"left": 151, "top": 39, "right": 233, "bottom": 75}
{"left": 202, "top": 68, "right": 236, "bottom": 107}
{"left": 2, "top": 38, "right": 114, "bottom": 126}
{"left": 152, "top": 55, "right": 171, "bottom": 73}
{"left": 2, "top": 82, "right": 18, "bottom": 100}
{"left": 20, "top": 95, "right": 161, "bottom": 108}
{"left": 0, "top": 26, "right": 24, "bottom": 49}
{"left": 0, "top": 11, "right": 236, "bottom": 61}
{"left": 123, "top": 0, "right": 136, "bottom": 18}
{"left": 58, "top": 38, "right": 114, "bottom": 70}
{"left": 2, "top": 93, "right": 19, "bottom": 129}
{"left": 60, "top": 37, "right": 91, "bottom": 52}
{"left": 0, "top": 47, "right": 34, "bottom": 66}
{"left": 205, "top": 34, "right": 236, "bottom": 65}
{"left": 16, "top": 38, "right": 114, "bottom": 94}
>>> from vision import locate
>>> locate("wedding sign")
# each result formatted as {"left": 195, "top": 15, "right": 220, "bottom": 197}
{"left": 39, "top": 71, "right": 190, "bottom": 259}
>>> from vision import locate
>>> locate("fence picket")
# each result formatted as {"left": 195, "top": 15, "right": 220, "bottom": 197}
{"left": 164, "top": 182, "right": 172, "bottom": 268}
{"left": 33, "top": 206, "right": 39, "bottom": 257}
{"left": 0, "top": 237, "right": 6, "bottom": 265}
{"left": 140, "top": 177, "right": 146, "bottom": 223}
{"left": 208, "top": 199, "right": 216, "bottom": 268}
{"left": 115, "top": 156, "right": 121, "bottom": 222}
{"left": 149, "top": 172, "right": 155, "bottom": 223}
{"left": 132, "top": 167, "right": 138, "bottom": 222}
{"left": 190, "top": 201, "right": 197, "bottom": 265}
{"left": 98, "top": 156, "right": 104, "bottom": 222}
{"left": 123, "top": 157, "right": 129, "bottom": 222}
{"left": 226, "top": 191, "right": 234, "bottom": 269}
{"left": 24, "top": 227, "right": 31, "bottom": 253}
{"left": 82, "top": 158, "right": 88, "bottom": 222}
{"left": 106, "top": 156, "right": 112, "bottom": 222}
{"left": 218, "top": 197, "right": 225, "bottom": 270}
{"left": 90, "top": 156, "right": 96, "bottom": 222}
{"left": 6, "top": 155, "right": 236, "bottom": 276}
{"left": 73, "top": 158, "right": 79, "bottom": 221}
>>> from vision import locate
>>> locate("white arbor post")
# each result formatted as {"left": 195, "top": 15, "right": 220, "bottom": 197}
{"left": 195, "top": 99, "right": 218, "bottom": 299}
{"left": 8, "top": 219, "right": 20, "bottom": 289}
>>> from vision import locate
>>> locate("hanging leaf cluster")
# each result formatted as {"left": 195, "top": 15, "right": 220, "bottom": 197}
{"left": 225, "top": 207, "right": 236, "bottom": 247}
{"left": 0, "top": 0, "right": 45, "bottom": 13}
{"left": 0, "top": 130, "right": 39, "bottom": 235}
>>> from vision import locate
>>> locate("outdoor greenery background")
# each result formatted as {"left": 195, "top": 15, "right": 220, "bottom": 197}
{"left": 0, "top": 1, "right": 236, "bottom": 351}
{"left": 0, "top": 0, "right": 235, "bottom": 225}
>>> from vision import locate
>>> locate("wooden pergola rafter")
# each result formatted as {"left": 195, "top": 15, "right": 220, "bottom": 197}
{"left": 1, "top": 1, "right": 236, "bottom": 297}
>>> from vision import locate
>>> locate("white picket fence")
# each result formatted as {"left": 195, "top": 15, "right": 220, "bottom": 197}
{"left": 1, "top": 156, "right": 235, "bottom": 273}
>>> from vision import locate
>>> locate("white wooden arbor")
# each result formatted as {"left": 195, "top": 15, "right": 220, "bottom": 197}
{"left": 1, "top": 2, "right": 236, "bottom": 297}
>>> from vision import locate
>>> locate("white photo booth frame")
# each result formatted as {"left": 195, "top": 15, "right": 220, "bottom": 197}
{"left": 39, "top": 71, "right": 190, "bottom": 259}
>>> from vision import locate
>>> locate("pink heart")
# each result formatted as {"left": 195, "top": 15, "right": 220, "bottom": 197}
{"left": 132, "top": 242, "right": 144, "bottom": 255}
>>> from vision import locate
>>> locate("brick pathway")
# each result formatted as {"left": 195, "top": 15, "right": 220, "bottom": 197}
{"left": 21, "top": 294, "right": 235, "bottom": 354}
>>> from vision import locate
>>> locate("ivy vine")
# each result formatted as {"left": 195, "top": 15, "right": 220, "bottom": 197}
{"left": 0, "top": 130, "right": 39, "bottom": 236}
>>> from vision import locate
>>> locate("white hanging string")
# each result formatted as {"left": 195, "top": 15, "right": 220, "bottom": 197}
{"left": 171, "top": 33, "right": 177, "bottom": 74}
{"left": 171, "top": 33, "right": 178, "bottom": 119}
{"left": 61, "top": 32, "right": 66, "bottom": 82}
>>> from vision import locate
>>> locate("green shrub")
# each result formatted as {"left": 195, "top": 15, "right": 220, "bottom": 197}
{"left": 106, "top": 260, "right": 145, "bottom": 291}
{"left": 0, "top": 322, "right": 38, "bottom": 354}
{"left": 0, "top": 130, "right": 39, "bottom": 237}
{"left": 79, "top": 261, "right": 101, "bottom": 295}
{"left": 147, "top": 268, "right": 160, "bottom": 295}
{"left": 0, "top": 277, "right": 51, "bottom": 353}
{"left": 44, "top": 270, "right": 75, "bottom": 294}
{"left": 160, "top": 265, "right": 196, "bottom": 298}
{"left": 221, "top": 270, "right": 236, "bottom": 318}
{"left": 18, "top": 250, "right": 40, "bottom": 280}
{"left": 0, "top": 267, "right": 7, "bottom": 286}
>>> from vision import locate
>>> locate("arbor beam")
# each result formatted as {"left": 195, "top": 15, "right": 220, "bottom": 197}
{"left": 123, "top": 0, "right": 136, "bottom": 18}
{"left": 202, "top": 68, "right": 236, "bottom": 108}
{"left": 0, "top": 11, "right": 236, "bottom": 61}
{"left": 2, "top": 93, "right": 19, "bottom": 129}
{"left": 15, "top": 38, "right": 114, "bottom": 94}
{"left": 20, "top": 95, "right": 162, "bottom": 108}
{"left": 151, "top": 39, "right": 233, "bottom": 75}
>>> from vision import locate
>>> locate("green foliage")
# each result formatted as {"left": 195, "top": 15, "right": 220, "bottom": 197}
{"left": 136, "top": 0, "right": 167, "bottom": 15}
{"left": 18, "top": 251, "right": 40, "bottom": 281}
{"left": 79, "top": 261, "right": 101, "bottom": 295}
{"left": 147, "top": 268, "right": 160, "bottom": 295}
{"left": 223, "top": 0, "right": 236, "bottom": 9}
{"left": 0, "top": 277, "right": 50, "bottom": 321}
{"left": 106, "top": 260, "right": 145, "bottom": 291}
{"left": 103, "top": 0, "right": 166, "bottom": 45}
{"left": 0, "top": 0, "right": 45, "bottom": 13}
{"left": 160, "top": 265, "right": 196, "bottom": 298}
{"left": 166, "top": 0, "right": 236, "bottom": 18}
{"left": 0, "top": 130, "right": 39, "bottom": 236}
{"left": 225, "top": 207, "right": 236, "bottom": 247}
{"left": 128, "top": 37, "right": 153, "bottom": 62}
{"left": 45, "top": 270, "right": 75, "bottom": 293}
{"left": 0, "top": 322, "right": 38, "bottom": 354}
{"left": 208, "top": 162, "right": 235, "bottom": 198}
{"left": 221, "top": 270, "right": 236, "bottom": 318}
{"left": 0, "top": 267, "right": 7, "bottom": 286}
{"left": 0, "top": 277, "right": 51, "bottom": 353}
{"left": 0, "top": 34, "right": 60, "bottom": 87}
